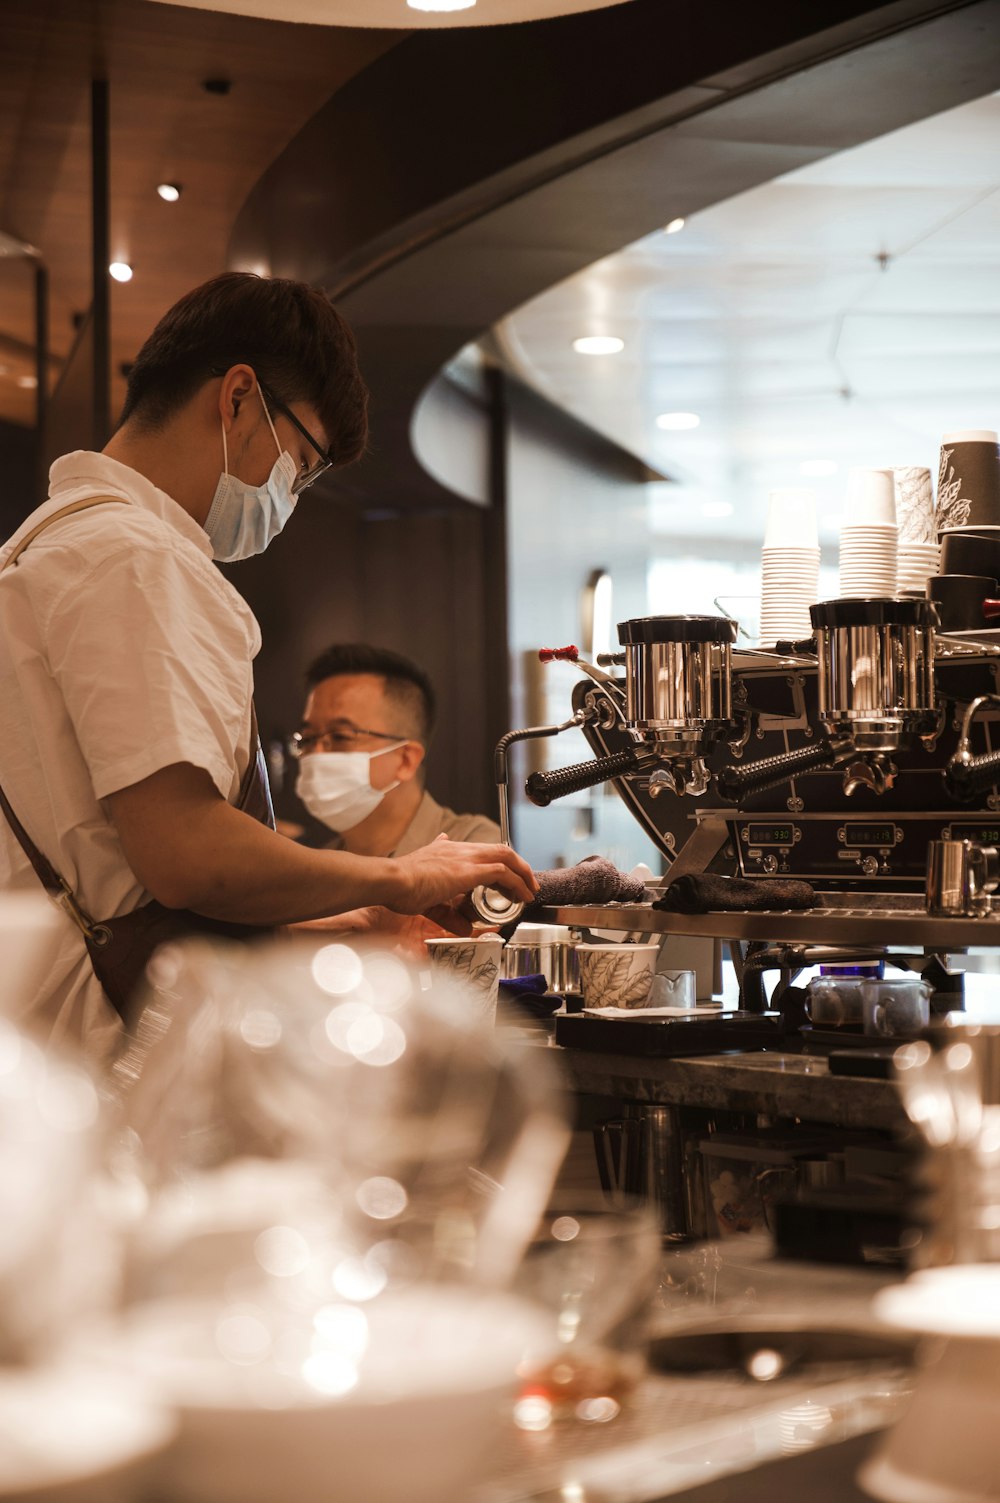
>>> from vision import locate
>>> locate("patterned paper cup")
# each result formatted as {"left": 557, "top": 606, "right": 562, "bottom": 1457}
{"left": 577, "top": 944, "right": 660, "bottom": 1010}
{"left": 425, "top": 936, "right": 504, "bottom": 1025}
{"left": 937, "top": 431, "right": 1000, "bottom": 532}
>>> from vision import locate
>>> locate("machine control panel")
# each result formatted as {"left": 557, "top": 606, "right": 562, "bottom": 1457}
{"left": 732, "top": 815, "right": 968, "bottom": 885}
{"left": 944, "top": 822, "right": 1000, "bottom": 847}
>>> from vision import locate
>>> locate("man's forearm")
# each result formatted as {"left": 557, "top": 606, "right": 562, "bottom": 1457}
{"left": 107, "top": 765, "right": 403, "bottom": 923}
{"left": 107, "top": 762, "right": 537, "bottom": 924}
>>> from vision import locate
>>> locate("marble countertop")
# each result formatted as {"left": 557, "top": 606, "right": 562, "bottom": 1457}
{"left": 551, "top": 1048, "right": 906, "bottom": 1130}
{"left": 479, "top": 1237, "right": 910, "bottom": 1503}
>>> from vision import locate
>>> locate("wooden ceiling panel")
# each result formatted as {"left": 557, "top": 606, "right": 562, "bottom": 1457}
{"left": 0, "top": 0, "right": 399, "bottom": 428}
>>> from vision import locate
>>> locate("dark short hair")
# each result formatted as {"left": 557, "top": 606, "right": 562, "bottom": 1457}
{"left": 306, "top": 643, "right": 436, "bottom": 745}
{"left": 118, "top": 271, "right": 368, "bottom": 468}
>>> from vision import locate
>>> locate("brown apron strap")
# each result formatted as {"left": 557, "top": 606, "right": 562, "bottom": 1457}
{"left": 1, "top": 495, "right": 131, "bottom": 572}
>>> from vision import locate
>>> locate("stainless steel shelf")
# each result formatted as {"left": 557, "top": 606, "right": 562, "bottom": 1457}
{"left": 534, "top": 900, "right": 1000, "bottom": 947}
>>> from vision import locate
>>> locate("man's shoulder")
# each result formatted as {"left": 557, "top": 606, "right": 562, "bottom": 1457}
{"left": 408, "top": 792, "right": 501, "bottom": 848}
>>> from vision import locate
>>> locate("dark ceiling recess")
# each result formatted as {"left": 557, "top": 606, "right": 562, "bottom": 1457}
{"left": 230, "top": 0, "right": 1000, "bottom": 514}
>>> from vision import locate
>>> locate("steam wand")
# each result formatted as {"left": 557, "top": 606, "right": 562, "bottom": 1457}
{"left": 469, "top": 645, "right": 623, "bottom": 923}
{"left": 945, "top": 695, "right": 1000, "bottom": 800}
{"left": 469, "top": 704, "right": 592, "bottom": 924}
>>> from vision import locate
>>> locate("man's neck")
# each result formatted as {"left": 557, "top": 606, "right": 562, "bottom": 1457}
{"left": 339, "top": 781, "right": 424, "bottom": 856}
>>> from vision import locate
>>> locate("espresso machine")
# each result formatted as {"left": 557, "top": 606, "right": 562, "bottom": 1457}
{"left": 487, "top": 599, "right": 1000, "bottom": 1037}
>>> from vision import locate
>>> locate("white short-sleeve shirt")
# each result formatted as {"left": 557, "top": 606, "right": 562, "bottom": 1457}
{"left": 0, "top": 452, "right": 262, "bottom": 1061}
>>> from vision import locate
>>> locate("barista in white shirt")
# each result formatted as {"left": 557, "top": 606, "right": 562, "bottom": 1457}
{"left": 0, "top": 272, "right": 536, "bottom": 1061}
{"left": 294, "top": 642, "right": 501, "bottom": 856}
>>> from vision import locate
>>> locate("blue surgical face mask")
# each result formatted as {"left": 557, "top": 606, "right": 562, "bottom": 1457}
{"left": 204, "top": 389, "right": 299, "bottom": 563}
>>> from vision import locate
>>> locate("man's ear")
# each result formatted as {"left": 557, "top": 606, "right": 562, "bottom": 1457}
{"left": 396, "top": 741, "right": 426, "bottom": 785}
{"left": 218, "top": 364, "right": 256, "bottom": 429}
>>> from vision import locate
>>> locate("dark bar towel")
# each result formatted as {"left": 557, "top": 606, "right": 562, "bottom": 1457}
{"left": 654, "top": 873, "right": 816, "bottom": 914}
{"left": 536, "top": 855, "right": 648, "bottom": 906}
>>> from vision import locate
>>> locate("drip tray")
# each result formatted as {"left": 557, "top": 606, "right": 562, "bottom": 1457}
{"left": 554, "top": 1010, "right": 782, "bottom": 1056}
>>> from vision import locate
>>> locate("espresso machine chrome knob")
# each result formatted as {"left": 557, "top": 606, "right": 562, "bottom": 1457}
{"left": 762, "top": 854, "right": 778, "bottom": 874}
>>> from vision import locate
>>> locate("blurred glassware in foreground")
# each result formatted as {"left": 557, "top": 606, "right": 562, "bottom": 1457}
{"left": 509, "top": 1194, "right": 661, "bottom": 1430}
{"left": 95, "top": 935, "right": 571, "bottom": 1503}
{"left": 0, "top": 1017, "right": 112, "bottom": 1365}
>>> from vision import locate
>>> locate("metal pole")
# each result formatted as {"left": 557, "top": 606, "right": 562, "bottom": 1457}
{"left": 33, "top": 258, "right": 48, "bottom": 503}
{"left": 91, "top": 78, "right": 110, "bottom": 448}
{"left": 484, "top": 364, "right": 512, "bottom": 808}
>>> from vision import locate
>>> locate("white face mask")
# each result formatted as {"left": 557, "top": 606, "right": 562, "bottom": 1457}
{"left": 296, "top": 744, "right": 404, "bottom": 832}
{"left": 204, "top": 388, "right": 298, "bottom": 563}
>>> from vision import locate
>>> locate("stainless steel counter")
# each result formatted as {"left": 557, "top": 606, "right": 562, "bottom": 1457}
{"left": 534, "top": 897, "right": 1000, "bottom": 948}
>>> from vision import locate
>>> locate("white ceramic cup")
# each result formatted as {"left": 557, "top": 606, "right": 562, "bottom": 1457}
{"left": 577, "top": 943, "right": 660, "bottom": 1010}
{"left": 845, "top": 467, "right": 897, "bottom": 525}
{"left": 425, "top": 936, "right": 504, "bottom": 1025}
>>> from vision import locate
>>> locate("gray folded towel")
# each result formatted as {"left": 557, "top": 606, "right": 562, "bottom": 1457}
{"left": 653, "top": 873, "right": 816, "bottom": 914}
{"left": 535, "top": 855, "right": 648, "bottom": 907}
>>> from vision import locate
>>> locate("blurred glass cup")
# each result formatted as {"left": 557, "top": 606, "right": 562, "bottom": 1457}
{"left": 509, "top": 1195, "right": 661, "bottom": 1429}
{"left": 98, "top": 936, "right": 570, "bottom": 1503}
{"left": 861, "top": 977, "right": 930, "bottom": 1037}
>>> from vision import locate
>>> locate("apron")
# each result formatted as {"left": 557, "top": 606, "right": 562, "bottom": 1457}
{"left": 0, "top": 495, "right": 275, "bottom": 1029}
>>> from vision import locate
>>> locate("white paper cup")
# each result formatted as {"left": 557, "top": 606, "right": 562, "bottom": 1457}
{"left": 764, "top": 489, "right": 818, "bottom": 548}
{"left": 577, "top": 944, "right": 660, "bottom": 1010}
{"left": 425, "top": 937, "right": 503, "bottom": 1025}
{"left": 845, "top": 468, "right": 896, "bottom": 525}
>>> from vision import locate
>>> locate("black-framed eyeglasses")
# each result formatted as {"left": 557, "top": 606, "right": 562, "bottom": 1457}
{"left": 258, "top": 382, "right": 333, "bottom": 496}
{"left": 289, "top": 721, "right": 409, "bottom": 758}
{"left": 211, "top": 366, "right": 333, "bottom": 496}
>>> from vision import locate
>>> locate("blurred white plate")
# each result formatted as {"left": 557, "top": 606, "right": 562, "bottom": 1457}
{"left": 0, "top": 1364, "right": 173, "bottom": 1502}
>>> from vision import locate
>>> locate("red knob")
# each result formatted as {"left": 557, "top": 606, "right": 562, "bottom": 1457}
{"left": 983, "top": 599, "right": 1000, "bottom": 621}
{"left": 538, "top": 645, "right": 579, "bottom": 663}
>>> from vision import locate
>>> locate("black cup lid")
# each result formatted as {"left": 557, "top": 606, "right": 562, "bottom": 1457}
{"left": 809, "top": 597, "right": 939, "bottom": 629}
{"left": 617, "top": 615, "right": 738, "bottom": 646}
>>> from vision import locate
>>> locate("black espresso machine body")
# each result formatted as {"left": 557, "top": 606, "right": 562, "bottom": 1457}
{"left": 573, "top": 639, "right": 1000, "bottom": 893}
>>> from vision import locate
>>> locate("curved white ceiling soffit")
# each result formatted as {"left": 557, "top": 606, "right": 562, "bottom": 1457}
{"left": 144, "top": 0, "right": 633, "bottom": 27}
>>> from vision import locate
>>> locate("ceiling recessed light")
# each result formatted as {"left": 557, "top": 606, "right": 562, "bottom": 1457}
{"left": 799, "top": 459, "right": 838, "bottom": 478}
{"left": 156, "top": 183, "right": 181, "bottom": 203}
{"left": 17, "top": 374, "right": 37, "bottom": 390}
{"left": 656, "top": 411, "right": 700, "bottom": 431}
{"left": 407, "top": 0, "right": 476, "bottom": 9}
{"left": 572, "top": 335, "right": 625, "bottom": 356}
{"left": 109, "top": 262, "right": 133, "bottom": 283}
{"left": 702, "top": 501, "right": 733, "bottom": 518}
{"left": 664, "top": 218, "right": 686, "bottom": 234}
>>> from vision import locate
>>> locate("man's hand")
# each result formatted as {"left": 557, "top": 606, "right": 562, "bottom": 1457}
{"left": 291, "top": 905, "right": 468, "bottom": 956}
{"left": 386, "top": 835, "right": 538, "bottom": 916}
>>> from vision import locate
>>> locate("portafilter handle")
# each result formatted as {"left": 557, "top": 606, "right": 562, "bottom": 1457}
{"left": 716, "top": 737, "right": 852, "bottom": 801}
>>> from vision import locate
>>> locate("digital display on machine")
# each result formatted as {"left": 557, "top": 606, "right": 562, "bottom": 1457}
{"left": 746, "top": 824, "right": 795, "bottom": 846}
{"left": 843, "top": 823, "right": 896, "bottom": 847}
{"left": 951, "top": 824, "right": 1000, "bottom": 847}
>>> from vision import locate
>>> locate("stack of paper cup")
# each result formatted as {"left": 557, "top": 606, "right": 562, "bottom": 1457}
{"left": 759, "top": 489, "right": 820, "bottom": 644}
{"left": 839, "top": 468, "right": 898, "bottom": 597}
{"left": 894, "top": 466, "right": 939, "bottom": 592}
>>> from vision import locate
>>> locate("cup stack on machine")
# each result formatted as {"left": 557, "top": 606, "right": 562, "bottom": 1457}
{"left": 838, "top": 467, "right": 898, "bottom": 598}
{"left": 758, "top": 488, "right": 820, "bottom": 645}
{"left": 930, "top": 429, "right": 1000, "bottom": 632}
{"left": 892, "top": 465, "right": 939, "bottom": 593}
